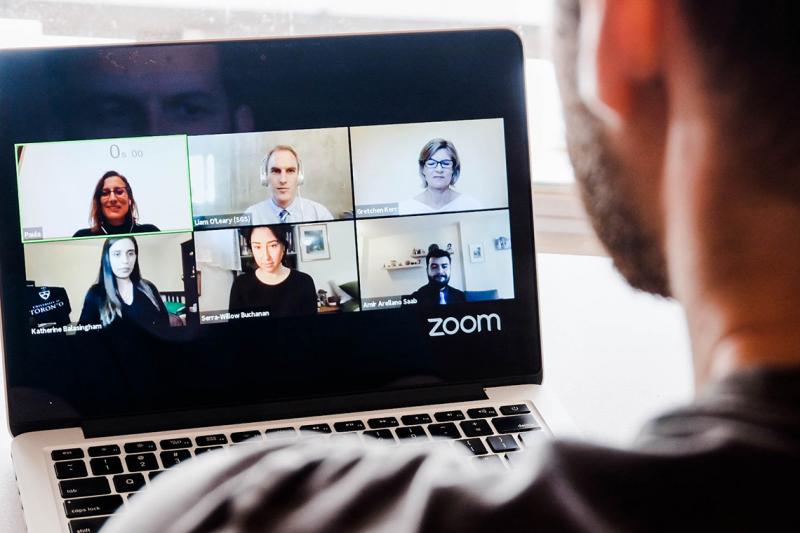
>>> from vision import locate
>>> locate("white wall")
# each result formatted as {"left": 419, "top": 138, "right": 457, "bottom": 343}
{"left": 458, "top": 213, "right": 514, "bottom": 298}
{"left": 18, "top": 136, "right": 192, "bottom": 240}
{"left": 24, "top": 233, "right": 190, "bottom": 323}
{"left": 197, "top": 264, "right": 235, "bottom": 314}
{"left": 351, "top": 118, "right": 508, "bottom": 208}
{"left": 297, "top": 221, "right": 359, "bottom": 296}
{"left": 188, "top": 127, "right": 353, "bottom": 219}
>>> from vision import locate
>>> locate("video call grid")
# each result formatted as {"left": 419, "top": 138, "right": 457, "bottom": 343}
{"left": 17, "top": 118, "right": 515, "bottom": 333}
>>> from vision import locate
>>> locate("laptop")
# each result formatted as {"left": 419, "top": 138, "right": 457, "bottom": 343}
{"left": 0, "top": 30, "right": 576, "bottom": 533}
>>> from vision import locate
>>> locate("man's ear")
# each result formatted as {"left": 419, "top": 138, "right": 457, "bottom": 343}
{"left": 577, "top": 0, "right": 661, "bottom": 127}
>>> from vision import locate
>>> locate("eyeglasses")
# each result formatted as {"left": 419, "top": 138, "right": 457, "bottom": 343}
{"left": 100, "top": 187, "right": 128, "bottom": 198}
{"left": 424, "top": 158, "right": 454, "bottom": 169}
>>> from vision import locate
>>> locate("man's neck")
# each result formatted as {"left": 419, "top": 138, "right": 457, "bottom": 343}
{"left": 663, "top": 95, "right": 800, "bottom": 389}
{"left": 271, "top": 196, "right": 295, "bottom": 210}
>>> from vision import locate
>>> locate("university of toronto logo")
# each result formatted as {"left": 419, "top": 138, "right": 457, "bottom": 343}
{"left": 38, "top": 287, "right": 50, "bottom": 300}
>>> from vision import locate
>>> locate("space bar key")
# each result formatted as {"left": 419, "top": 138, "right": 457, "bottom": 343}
{"left": 491, "top": 414, "right": 540, "bottom": 433}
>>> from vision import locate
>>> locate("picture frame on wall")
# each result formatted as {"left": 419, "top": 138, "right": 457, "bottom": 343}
{"left": 469, "top": 242, "right": 485, "bottom": 263}
{"left": 299, "top": 224, "right": 330, "bottom": 261}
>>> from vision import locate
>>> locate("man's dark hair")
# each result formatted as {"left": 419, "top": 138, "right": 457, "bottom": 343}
{"left": 678, "top": 1, "right": 800, "bottom": 197}
{"left": 425, "top": 244, "right": 451, "bottom": 266}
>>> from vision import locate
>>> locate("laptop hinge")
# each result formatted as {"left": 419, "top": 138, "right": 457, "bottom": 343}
{"left": 82, "top": 384, "right": 489, "bottom": 438}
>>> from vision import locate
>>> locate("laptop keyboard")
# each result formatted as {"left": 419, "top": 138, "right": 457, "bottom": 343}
{"left": 50, "top": 403, "right": 545, "bottom": 533}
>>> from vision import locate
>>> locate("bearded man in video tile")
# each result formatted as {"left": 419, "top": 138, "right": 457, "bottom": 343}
{"left": 410, "top": 244, "right": 465, "bottom": 306}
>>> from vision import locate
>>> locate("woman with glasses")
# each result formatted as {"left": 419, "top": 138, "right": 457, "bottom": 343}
{"left": 72, "top": 170, "right": 161, "bottom": 237}
{"left": 398, "top": 138, "right": 481, "bottom": 215}
{"left": 78, "top": 236, "right": 170, "bottom": 331}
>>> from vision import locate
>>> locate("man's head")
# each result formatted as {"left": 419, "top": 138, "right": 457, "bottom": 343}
{"left": 425, "top": 245, "right": 452, "bottom": 289}
{"left": 261, "top": 145, "right": 304, "bottom": 209}
{"left": 553, "top": 0, "right": 800, "bottom": 299}
{"left": 52, "top": 45, "right": 254, "bottom": 138}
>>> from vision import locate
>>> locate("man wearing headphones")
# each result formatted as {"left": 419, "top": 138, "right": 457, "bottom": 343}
{"left": 245, "top": 145, "right": 334, "bottom": 224}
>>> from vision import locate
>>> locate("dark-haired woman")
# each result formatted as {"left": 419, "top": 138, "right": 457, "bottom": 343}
{"left": 228, "top": 225, "right": 317, "bottom": 317}
{"left": 78, "top": 236, "right": 170, "bottom": 331}
{"left": 73, "top": 171, "right": 160, "bottom": 237}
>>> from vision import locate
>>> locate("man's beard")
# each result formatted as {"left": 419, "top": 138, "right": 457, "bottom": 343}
{"left": 554, "top": 0, "right": 671, "bottom": 297}
{"left": 428, "top": 274, "right": 449, "bottom": 289}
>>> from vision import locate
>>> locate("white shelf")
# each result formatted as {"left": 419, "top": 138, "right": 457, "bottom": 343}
{"left": 384, "top": 263, "right": 422, "bottom": 270}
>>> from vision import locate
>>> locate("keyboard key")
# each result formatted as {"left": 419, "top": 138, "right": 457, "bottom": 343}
{"left": 148, "top": 471, "right": 164, "bottom": 481}
{"left": 487, "top": 435, "right": 519, "bottom": 453}
{"left": 333, "top": 420, "right": 366, "bottom": 432}
{"left": 59, "top": 477, "right": 111, "bottom": 498}
{"left": 124, "top": 441, "right": 156, "bottom": 453}
{"left": 459, "top": 419, "right": 494, "bottom": 437}
{"left": 231, "top": 430, "right": 262, "bottom": 443}
{"left": 195, "top": 446, "right": 223, "bottom": 455}
{"left": 434, "top": 410, "right": 465, "bottom": 422}
{"left": 54, "top": 460, "right": 87, "bottom": 479}
{"left": 363, "top": 429, "right": 396, "bottom": 443}
{"left": 499, "top": 404, "right": 530, "bottom": 416}
{"left": 492, "top": 414, "right": 540, "bottom": 434}
{"left": 89, "top": 456, "right": 123, "bottom": 476}
{"left": 467, "top": 407, "right": 498, "bottom": 419}
{"left": 519, "top": 429, "right": 548, "bottom": 447}
{"left": 113, "top": 473, "right": 146, "bottom": 493}
{"left": 473, "top": 455, "right": 504, "bottom": 469}
{"left": 330, "top": 433, "right": 361, "bottom": 444}
{"left": 64, "top": 494, "right": 123, "bottom": 519}
{"left": 299, "top": 423, "right": 332, "bottom": 434}
{"left": 265, "top": 427, "right": 297, "bottom": 439}
{"left": 395, "top": 426, "right": 427, "bottom": 441}
{"left": 87, "top": 445, "right": 120, "bottom": 457}
{"left": 69, "top": 516, "right": 110, "bottom": 533}
{"left": 160, "top": 438, "right": 192, "bottom": 450}
{"left": 457, "top": 438, "right": 489, "bottom": 455}
{"left": 160, "top": 449, "right": 192, "bottom": 468}
{"left": 401, "top": 414, "right": 432, "bottom": 425}
{"left": 125, "top": 453, "right": 159, "bottom": 472}
{"left": 366, "top": 417, "right": 399, "bottom": 429}
{"left": 52, "top": 448, "right": 84, "bottom": 461}
{"left": 505, "top": 452, "right": 527, "bottom": 468}
{"left": 195, "top": 434, "right": 228, "bottom": 446}
{"left": 428, "top": 423, "right": 461, "bottom": 439}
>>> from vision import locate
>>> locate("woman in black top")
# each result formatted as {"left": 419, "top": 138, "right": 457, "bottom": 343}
{"left": 228, "top": 225, "right": 317, "bottom": 317}
{"left": 73, "top": 171, "right": 160, "bottom": 237}
{"left": 79, "top": 236, "right": 170, "bottom": 331}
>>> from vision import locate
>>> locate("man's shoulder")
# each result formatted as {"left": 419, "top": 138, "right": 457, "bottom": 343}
{"left": 244, "top": 199, "right": 269, "bottom": 214}
{"left": 301, "top": 197, "right": 333, "bottom": 218}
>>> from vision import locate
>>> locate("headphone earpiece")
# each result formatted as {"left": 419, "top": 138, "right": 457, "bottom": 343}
{"left": 260, "top": 155, "right": 269, "bottom": 187}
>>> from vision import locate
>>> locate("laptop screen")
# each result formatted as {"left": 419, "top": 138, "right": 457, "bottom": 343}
{"left": 0, "top": 32, "right": 541, "bottom": 435}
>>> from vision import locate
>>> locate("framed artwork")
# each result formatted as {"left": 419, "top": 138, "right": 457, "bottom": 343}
{"left": 494, "top": 236, "right": 511, "bottom": 250}
{"left": 469, "top": 242, "right": 485, "bottom": 263}
{"left": 299, "top": 224, "right": 330, "bottom": 261}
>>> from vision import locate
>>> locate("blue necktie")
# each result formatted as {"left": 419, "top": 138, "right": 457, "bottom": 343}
{"left": 439, "top": 289, "right": 446, "bottom": 305}
{"left": 279, "top": 209, "right": 289, "bottom": 223}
